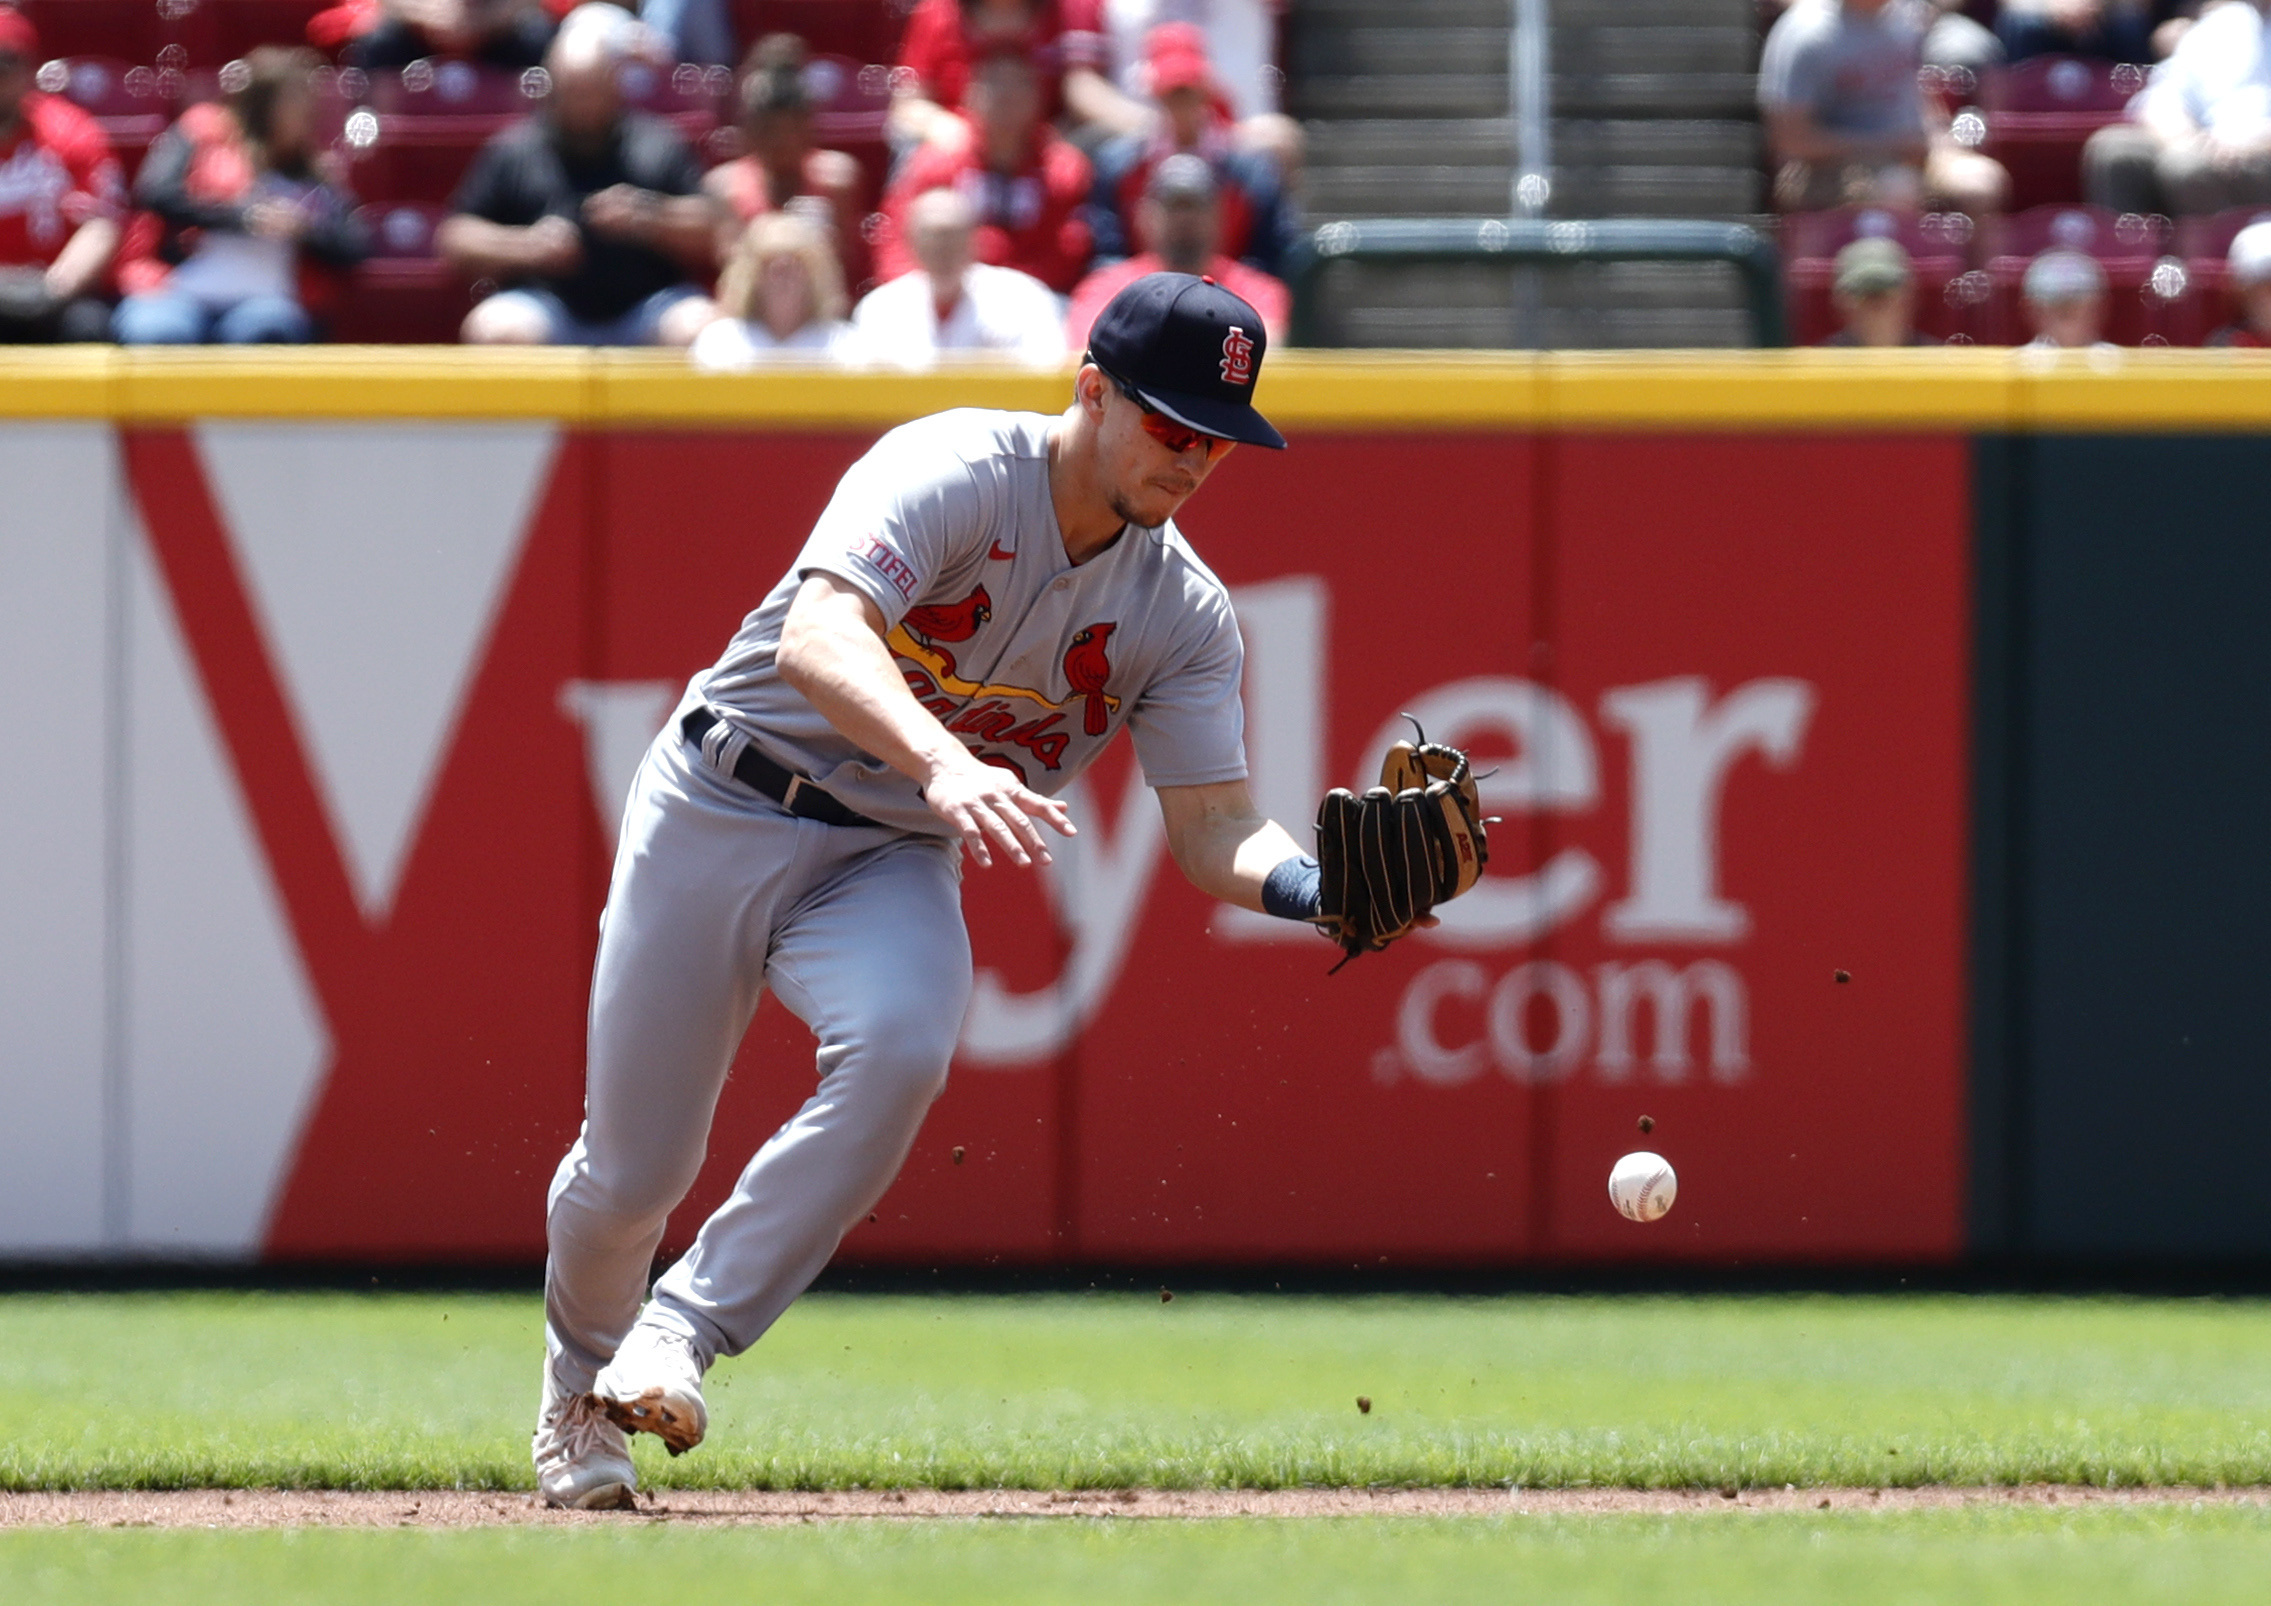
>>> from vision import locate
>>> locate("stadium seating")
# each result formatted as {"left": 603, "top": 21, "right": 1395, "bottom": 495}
{"left": 1979, "top": 56, "right": 2147, "bottom": 211}
{"left": 330, "top": 201, "right": 472, "bottom": 343}
{"left": 31, "top": 55, "right": 175, "bottom": 158}
{"left": 16, "top": 0, "right": 179, "bottom": 66}
{"left": 1781, "top": 207, "right": 1978, "bottom": 346}
{"left": 729, "top": 0, "right": 906, "bottom": 70}
{"left": 1975, "top": 203, "right": 2194, "bottom": 346}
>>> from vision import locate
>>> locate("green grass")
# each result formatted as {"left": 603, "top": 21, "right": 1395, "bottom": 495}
{"left": 4, "top": 1291, "right": 2270, "bottom": 1490}
{"left": 7, "top": 1509, "right": 2271, "bottom": 1605}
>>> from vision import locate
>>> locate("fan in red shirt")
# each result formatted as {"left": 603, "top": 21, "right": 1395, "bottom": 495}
{"left": 0, "top": 6, "right": 124, "bottom": 342}
{"left": 1065, "top": 152, "right": 1284, "bottom": 350}
{"left": 875, "top": 49, "right": 1093, "bottom": 294}
{"left": 1088, "top": 23, "right": 1292, "bottom": 276}
{"left": 889, "top": 0, "right": 1145, "bottom": 153}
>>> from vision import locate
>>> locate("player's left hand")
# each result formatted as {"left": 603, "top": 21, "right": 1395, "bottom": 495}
{"left": 1312, "top": 725, "right": 1489, "bottom": 967}
{"left": 923, "top": 752, "right": 1077, "bottom": 870}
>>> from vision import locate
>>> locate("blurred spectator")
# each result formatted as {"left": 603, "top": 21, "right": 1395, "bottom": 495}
{"left": 703, "top": 35, "right": 865, "bottom": 284}
{"left": 440, "top": 5, "right": 716, "bottom": 345}
{"left": 347, "top": 0, "right": 560, "bottom": 70}
{"left": 115, "top": 48, "right": 368, "bottom": 345}
{"left": 1754, "top": 0, "right": 2004, "bottom": 71}
{"left": 1997, "top": 0, "right": 2156, "bottom": 63}
{"left": 1758, "top": 0, "right": 2010, "bottom": 215}
{"left": 1080, "top": 4, "right": 1301, "bottom": 179}
{"left": 2021, "top": 247, "right": 2114, "bottom": 346}
{"left": 1922, "top": 0, "right": 2004, "bottom": 70}
{"left": 639, "top": 0, "right": 732, "bottom": 66}
{"left": 0, "top": 5, "right": 122, "bottom": 343}
{"left": 1093, "top": 0, "right": 1277, "bottom": 127}
{"left": 877, "top": 50, "right": 1094, "bottom": 293}
{"left": 1065, "top": 153, "right": 1282, "bottom": 347}
{"left": 690, "top": 211, "right": 857, "bottom": 367}
{"left": 2207, "top": 218, "right": 2271, "bottom": 345}
{"left": 851, "top": 186, "right": 1065, "bottom": 363}
{"left": 1818, "top": 236, "right": 1934, "bottom": 344}
{"left": 1088, "top": 24, "right": 1292, "bottom": 274}
{"left": 890, "top": 0, "right": 1133, "bottom": 153}
{"left": 2083, "top": 0, "right": 2271, "bottom": 217}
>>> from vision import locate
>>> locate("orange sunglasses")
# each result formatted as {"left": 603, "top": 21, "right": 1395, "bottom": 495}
{"left": 1105, "top": 371, "right": 1236, "bottom": 462}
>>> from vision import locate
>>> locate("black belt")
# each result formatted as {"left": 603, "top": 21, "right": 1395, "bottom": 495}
{"left": 682, "top": 708, "right": 880, "bottom": 828}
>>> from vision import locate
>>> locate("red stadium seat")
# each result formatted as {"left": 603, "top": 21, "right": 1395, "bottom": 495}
{"left": 15, "top": 0, "right": 179, "bottom": 66}
{"left": 1781, "top": 206, "right": 1978, "bottom": 345}
{"left": 31, "top": 55, "right": 176, "bottom": 160}
{"left": 183, "top": 0, "right": 335, "bottom": 64}
{"left": 615, "top": 55, "right": 726, "bottom": 152}
{"left": 1975, "top": 203, "right": 2197, "bottom": 345}
{"left": 330, "top": 200, "right": 474, "bottom": 342}
{"left": 727, "top": 0, "right": 907, "bottom": 69}
{"left": 1979, "top": 56, "right": 2149, "bottom": 210}
{"left": 339, "top": 62, "right": 541, "bottom": 204}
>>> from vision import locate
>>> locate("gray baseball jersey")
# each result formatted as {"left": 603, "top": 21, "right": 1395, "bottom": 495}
{"left": 695, "top": 407, "right": 1250, "bottom": 832}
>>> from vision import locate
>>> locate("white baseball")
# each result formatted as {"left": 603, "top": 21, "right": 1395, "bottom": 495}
{"left": 1608, "top": 1151, "right": 1677, "bottom": 1222}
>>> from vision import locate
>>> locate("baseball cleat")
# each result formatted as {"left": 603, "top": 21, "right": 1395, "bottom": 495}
{"left": 593, "top": 1320, "right": 709, "bottom": 1456}
{"left": 532, "top": 1362, "right": 637, "bottom": 1510}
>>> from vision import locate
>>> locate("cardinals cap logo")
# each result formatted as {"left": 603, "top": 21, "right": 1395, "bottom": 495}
{"left": 1219, "top": 327, "right": 1254, "bottom": 386}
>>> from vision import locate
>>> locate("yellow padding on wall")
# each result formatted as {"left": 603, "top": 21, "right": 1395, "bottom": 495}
{"left": 8, "top": 346, "right": 2271, "bottom": 430}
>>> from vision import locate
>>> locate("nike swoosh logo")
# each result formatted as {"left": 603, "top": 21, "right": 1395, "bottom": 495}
{"left": 988, "top": 541, "right": 1015, "bottom": 561}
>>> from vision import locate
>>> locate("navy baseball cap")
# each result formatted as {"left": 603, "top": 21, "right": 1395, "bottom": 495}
{"left": 1086, "top": 271, "right": 1286, "bottom": 450}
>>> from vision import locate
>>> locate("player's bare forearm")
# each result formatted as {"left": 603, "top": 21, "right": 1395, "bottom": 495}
{"left": 1157, "top": 780, "right": 1305, "bottom": 911}
{"left": 777, "top": 574, "right": 1075, "bottom": 867}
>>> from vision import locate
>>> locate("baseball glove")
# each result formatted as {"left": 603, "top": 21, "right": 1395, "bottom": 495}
{"left": 1313, "top": 722, "right": 1490, "bottom": 967}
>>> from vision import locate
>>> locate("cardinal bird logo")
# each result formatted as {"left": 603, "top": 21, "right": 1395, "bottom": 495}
{"left": 1062, "top": 622, "right": 1117, "bottom": 737}
{"left": 905, "top": 585, "right": 992, "bottom": 645}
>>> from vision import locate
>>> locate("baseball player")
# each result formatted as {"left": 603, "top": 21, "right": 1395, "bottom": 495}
{"left": 532, "top": 272, "right": 1485, "bottom": 1507}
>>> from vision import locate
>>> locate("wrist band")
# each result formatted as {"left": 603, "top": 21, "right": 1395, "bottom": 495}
{"left": 1261, "top": 854, "right": 1323, "bottom": 922}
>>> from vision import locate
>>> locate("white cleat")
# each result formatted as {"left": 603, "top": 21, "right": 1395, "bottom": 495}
{"left": 533, "top": 1362, "right": 638, "bottom": 1510}
{"left": 593, "top": 1320, "right": 709, "bottom": 1457}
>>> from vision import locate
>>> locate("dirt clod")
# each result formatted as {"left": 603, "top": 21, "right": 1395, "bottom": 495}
{"left": 1637, "top": 1115, "right": 1655, "bottom": 1135}
{"left": 1159, "top": 1288, "right": 1174, "bottom": 1303}
{"left": 1357, "top": 1396, "right": 1373, "bottom": 1414}
{"left": 1834, "top": 970, "right": 1851, "bottom": 984}
{"left": 951, "top": 1146, "right": 965, "bottom": 1165}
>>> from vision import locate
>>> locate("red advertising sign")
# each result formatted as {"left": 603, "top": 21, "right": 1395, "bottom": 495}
{"left": 108, "top": 424, "right": 1970, "bottom": 1266}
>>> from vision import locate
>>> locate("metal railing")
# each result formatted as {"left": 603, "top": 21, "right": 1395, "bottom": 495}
{"left": 1287, "top": 216, "right": 1789, "bottom": 349}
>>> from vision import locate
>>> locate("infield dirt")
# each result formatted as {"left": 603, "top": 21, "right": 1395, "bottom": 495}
{"left": 4, "top": 1486, "right": 2266, "bottom": 1529}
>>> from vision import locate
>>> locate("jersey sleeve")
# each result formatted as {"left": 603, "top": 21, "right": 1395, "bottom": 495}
{"left": 794, "top": 431, "right": 988, "bottom": 631}
{"left": 1126, "top": 577, "right": 1248, "bottom": 789}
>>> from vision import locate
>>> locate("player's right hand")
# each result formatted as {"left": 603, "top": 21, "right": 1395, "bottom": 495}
{"left": 923, "top": 754, "right": 1077, "bottom": 870}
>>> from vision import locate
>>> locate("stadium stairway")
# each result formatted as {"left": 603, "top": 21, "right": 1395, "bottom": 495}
{"left": 1288, "top": 0, "right": 1765, "bottom": 348}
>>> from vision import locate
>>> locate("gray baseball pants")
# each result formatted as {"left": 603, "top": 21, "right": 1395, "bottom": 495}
{"left": 542, "top": 718, "right": 969, "bottom": 1389}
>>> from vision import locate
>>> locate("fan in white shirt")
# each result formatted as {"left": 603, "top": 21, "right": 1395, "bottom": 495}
{"left": 849, "top": 187, "right": 1067, "bottom": 368}
{"left": 2084, "top": 0, "right": 2271, "bottom": 216}
{"left": 690, "top": 211, "right": 859, "bottom": 370}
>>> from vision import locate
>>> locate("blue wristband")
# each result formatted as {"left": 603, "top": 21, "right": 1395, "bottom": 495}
{"left": 1261, "top": 854, "right": 1323, "bottom": 922}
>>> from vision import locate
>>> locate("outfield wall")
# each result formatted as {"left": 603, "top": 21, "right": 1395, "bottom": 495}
{"left": 0, "top": 349, "right": 2264, "bottom": 1267}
